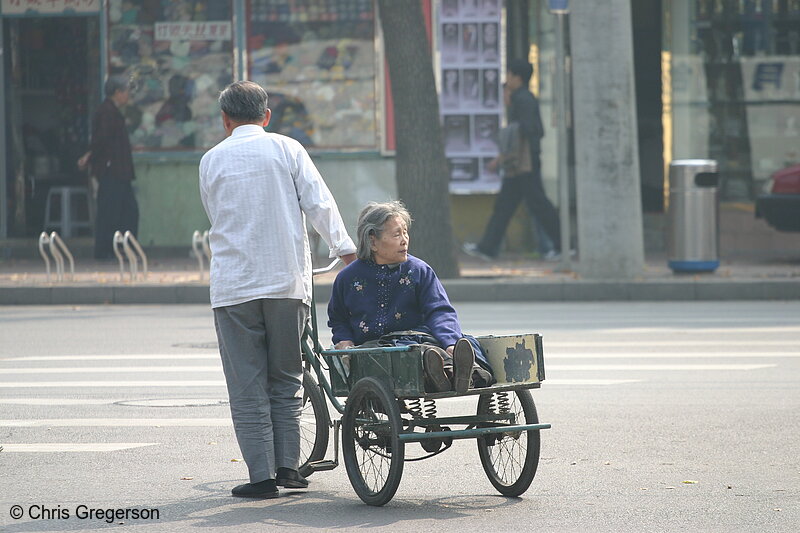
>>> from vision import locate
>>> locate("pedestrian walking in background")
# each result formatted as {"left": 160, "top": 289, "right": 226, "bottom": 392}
{"left": 199, "top": 81, "right": 356, "bottom": 499}
{"left": 463, "top": 59, "right": 562, "bottom": 261}
{"left": 77, "top": 75, "right": 139, "bottom": 260}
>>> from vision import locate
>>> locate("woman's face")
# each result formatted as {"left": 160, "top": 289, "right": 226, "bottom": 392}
{"left": 371, "top": 216, "right": 409, "bottom": 265}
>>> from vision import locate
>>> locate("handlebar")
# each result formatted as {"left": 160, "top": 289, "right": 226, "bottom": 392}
{"left": 312, "top": 257, "right": 341, "bottom": 276}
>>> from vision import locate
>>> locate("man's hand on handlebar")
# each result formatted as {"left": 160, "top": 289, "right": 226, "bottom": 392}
{"left": 340, "top": 253, "right": 357, "bottom": 265}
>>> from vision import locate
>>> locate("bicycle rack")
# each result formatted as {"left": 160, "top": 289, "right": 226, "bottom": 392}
{"left": 112, "top": 230, "right": 148, "bottom": 281}
{"left": 192, "top": 230, "right": 211, "bottom": 278}
{"left": 125, "top": 231, "right": 148, "bottom": 280}
{"left": 201, "top": 230, "right": 211, "bottom": 264}
{"left": 38, "top": 232, "right": 52, "bottom": 282}
{"left": 112, "top": 231, "right": 127, "bottom": 281}
{"left": 38, "top": 231, "right": 75, "bottom": 282}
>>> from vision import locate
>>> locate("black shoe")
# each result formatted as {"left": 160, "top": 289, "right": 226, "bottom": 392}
{"left": 423, "top": 347, "right": 452, "bottom": 392}
{"left": 231, "top": 479, "right": 279, "bottom": 498}
{"left": 276, "top": 467, "right": 309, "bottom": 489}
{"left": 452, "top": 339, "right": 475, "bottom": 394}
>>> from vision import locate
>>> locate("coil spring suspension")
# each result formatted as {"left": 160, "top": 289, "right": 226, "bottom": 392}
{"left": 496, "top": 391, "right": 511, "bottom": 413}
{"left": 407, "top": 398, "right": 423, "bottom": 418}
{"left": 423, "top": 397, "right": 437, "bottom": 419}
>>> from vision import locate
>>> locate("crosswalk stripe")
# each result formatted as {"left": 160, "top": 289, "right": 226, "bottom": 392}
{"left": 548, "top": 363, "right": 776, "bottom": 371}
{"left": 546, "top": 340, "right": 800, "bottom": 348}
{"left": 1, "top": 354, "right": 219, "bottom": 362}
{"left": 0, "top": 418, "right": 231, "bottom": 427}
{"left": 0, "top": 380, "right": 226, "bottom": 388}
{"left": 0, "top": 398, "right": 123, "bottom": 405}
{"left": 0, "top": 443, "right": 158, "bottom": 452}
{"left": 2, "top": 363, "right": 775, "bottom": 375}
{"left": 541, "top": 379, "right": 643, "bottom": 385}
{"left": 545, "top": 352, "right": 800, "bottom": 359}
{"left": 0, "top": 418, "right": 317, "bottom": 427}
{"left": 0, "top": 366, "right": 222, "bottom": 375}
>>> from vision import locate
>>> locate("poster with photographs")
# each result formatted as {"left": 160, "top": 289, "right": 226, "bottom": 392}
{"left": 439, "top": 0, "right": 503, "bottom": 193}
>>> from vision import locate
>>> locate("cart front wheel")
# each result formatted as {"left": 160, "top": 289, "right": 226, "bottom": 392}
{"left": 298, "top": 370, "right": 330, "bottom": 478}
{"left": 342, "top": 377, "right": 404, "bottom": 506}
{"left": 476, "top": 389, "right": 541, "bottom": 497}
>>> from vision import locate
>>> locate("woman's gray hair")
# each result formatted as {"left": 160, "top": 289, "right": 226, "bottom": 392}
{"left": 356, "top": 201, "right": 412, "bottom": 261}
{"left": 219, "top": 81, "right": 268, "bottom": 123}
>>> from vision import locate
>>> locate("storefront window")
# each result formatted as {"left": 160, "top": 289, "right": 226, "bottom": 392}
{"left": 106, "top": 0, "right": 234, "bottom": 151}
{"left": 667, "top": 0, "right": 800, "bottom": 200}
{"left": 246, "top": 0, "right": 377, "bottom": 149}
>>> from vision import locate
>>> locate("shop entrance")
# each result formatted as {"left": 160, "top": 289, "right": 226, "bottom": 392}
{"left": 3, "top": 15, "right": 100, "bottom": 238}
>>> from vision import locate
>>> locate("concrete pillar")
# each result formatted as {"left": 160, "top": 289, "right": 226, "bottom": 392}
{"left": 570, "top": 0, "right": 645, "bottom": 279}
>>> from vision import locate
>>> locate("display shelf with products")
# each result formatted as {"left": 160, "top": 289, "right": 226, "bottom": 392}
{"left": 247, "top": 0, "right": 377, "bottom": 149}
{"left": 106, "top": 0, "right": 234, "bottom": 151}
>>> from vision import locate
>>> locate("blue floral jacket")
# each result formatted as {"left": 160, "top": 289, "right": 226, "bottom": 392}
{"left": 328, "top": 255, "right": 463, "bottom": 349}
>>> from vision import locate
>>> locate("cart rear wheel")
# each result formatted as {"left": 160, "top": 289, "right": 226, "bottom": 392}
{"left": 476, "top": 389, "right": 540, "bottom": 496}
{"left": 342, "top": 377, "right": 404, "bottom": 506}
{"left": 298, "top": 370, "right": 330, "bottom": 478}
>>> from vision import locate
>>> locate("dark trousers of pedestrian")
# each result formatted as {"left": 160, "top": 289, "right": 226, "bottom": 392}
{"left": 477, "top": 158, "right": 561, "bottom": 257}
{"left": 94, "top": 177, "right": 139, "bottom": 260}
{"left": 214, "top": 298, "right": 309, "bottom": 484}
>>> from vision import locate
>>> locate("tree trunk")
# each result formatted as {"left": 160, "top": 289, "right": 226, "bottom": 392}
{"left": 378, "top": 0, "right": 459, "bottom": 278}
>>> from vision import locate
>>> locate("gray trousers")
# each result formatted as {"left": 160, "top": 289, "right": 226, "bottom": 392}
{"left": 213, "top": 298, "right": 309, "bottom": 483}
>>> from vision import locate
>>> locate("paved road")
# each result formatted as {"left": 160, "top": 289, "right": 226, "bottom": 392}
{"left": 1, "top": 302, "right": 798, "bottom": 532}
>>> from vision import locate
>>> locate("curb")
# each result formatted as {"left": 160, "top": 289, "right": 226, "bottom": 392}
{"left": 1, "top": 278, "right": 799, "bottom": 305}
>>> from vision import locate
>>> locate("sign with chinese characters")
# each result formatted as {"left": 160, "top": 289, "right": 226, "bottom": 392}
{"left": 438, "top": 0, "right": 503, "bottom": 194}
{"left": 1, "top": 0, "right": 99, "bottom": 14}
{"left": 154, "top": 21, "right": 232, "bottom": 42}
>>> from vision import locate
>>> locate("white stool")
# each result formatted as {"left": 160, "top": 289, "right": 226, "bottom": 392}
{"left": 43, "top": 186, "right": 93, "bottom": 238}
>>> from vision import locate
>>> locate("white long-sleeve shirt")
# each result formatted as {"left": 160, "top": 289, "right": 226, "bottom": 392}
{"left": 199, "top": 125, "right": 356, "bottom": 308}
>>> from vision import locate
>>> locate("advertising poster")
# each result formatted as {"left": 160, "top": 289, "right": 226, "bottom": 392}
{"left": 439, "top": 0, "right": 503, "bottom": 193}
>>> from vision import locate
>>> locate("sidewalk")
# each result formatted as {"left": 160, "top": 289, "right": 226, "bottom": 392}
{"left": 1, "top": 249, "right": 799, "bottom": 304}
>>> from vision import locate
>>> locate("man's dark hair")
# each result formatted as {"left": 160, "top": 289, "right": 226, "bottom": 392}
{"left": 104, "top": 75, "right": 131, "bottom": 97}
{"left": 219, "top": 81, "right": 269, "bottom": 123}
{"left": 508, "top": 59, "right": 534, "bottom": 85}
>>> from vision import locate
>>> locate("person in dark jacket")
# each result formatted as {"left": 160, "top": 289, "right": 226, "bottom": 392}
{"left": 78, "top": 75, "right": 139, "bottom": 260}
{"left": 463, "top": 59, "right": 562, "bottom": 261}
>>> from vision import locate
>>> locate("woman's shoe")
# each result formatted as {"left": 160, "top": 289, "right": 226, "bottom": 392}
{"left": 423, "top": 347, "right": 452, "bottom": 392}
{"left": 452, "top": 339, "right": 475, "bottom": 394}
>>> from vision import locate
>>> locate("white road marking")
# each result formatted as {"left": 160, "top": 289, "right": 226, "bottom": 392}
{"left": 545, "top": 352, "right": 800, "bottom": 359}
{"left": 0, "top": 398, "right": 227, "bottom": 406}
{"left": 548, "top": 363, "right": 776, "bottom": 371}
{"left": 0, "top": 366, "right": 222, "bottom": 375}
{"left": 0, "top": 380, "right": 226, "bottom": 388}
{"left": 1, "top": 354, "right": 219, "bottom": 362}
{"left": 0, "top": 418, "right": 232, "bottom": 427}
{"left": 0, "top": 362, "right": 776, "bottom": 375}
{"left": 545, "top": 340, "right": 800, "bottom": 348}
{"left": 1, "top": 443, "right": 158, "bottom": 452}
{"left": 540, "top": 379, "right": 643, "bottom": 385}
{"left": 0, "top": 418, "right": 318, "bottom": 427}
{"left": 0, "top": 398, "right": 123, "bottom": 405}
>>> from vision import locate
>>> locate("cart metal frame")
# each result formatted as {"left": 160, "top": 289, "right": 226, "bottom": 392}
{"left": 296, "top": 259, "right": 551, "bottom": 506}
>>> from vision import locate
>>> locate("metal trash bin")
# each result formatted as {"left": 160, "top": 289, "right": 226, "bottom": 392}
{"left": 667, "top": 159, "right": 720, "bottom": 273}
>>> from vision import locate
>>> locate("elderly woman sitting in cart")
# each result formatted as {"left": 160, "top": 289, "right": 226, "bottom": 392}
{"left": 328, "top": 201, "right": 494, "bottom": 393}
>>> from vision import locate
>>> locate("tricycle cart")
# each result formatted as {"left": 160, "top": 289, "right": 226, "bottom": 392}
{"left": 295, "top": 260, "right": 551, "bottom": 506}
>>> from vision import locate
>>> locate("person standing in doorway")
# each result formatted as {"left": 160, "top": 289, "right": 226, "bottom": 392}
{"left": 463, "top": 59, "right": 562, "bottom": 261}
{"left": 78, "top": 75, "right": 139, "bottom": 260}
{"left": 199, "top": 81, "right": 356, "bottom": 499}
